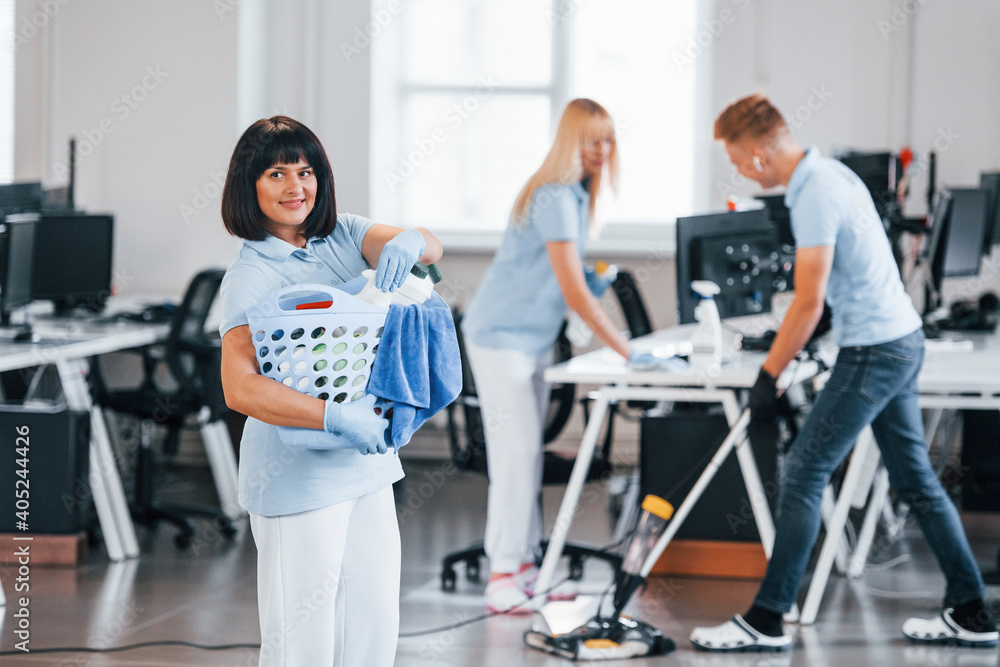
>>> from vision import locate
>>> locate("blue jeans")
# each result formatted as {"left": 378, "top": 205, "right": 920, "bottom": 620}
{"left": 754, "top": 328, "right": 986, "bottom": 613}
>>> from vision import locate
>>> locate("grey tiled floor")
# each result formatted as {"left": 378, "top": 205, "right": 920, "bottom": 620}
{"left": 2, "top": 446, "right": 1000, "bottom": 666}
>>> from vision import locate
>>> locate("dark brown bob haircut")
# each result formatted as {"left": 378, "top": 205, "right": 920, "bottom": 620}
{"left": 714, "top": 93, "right": 787, "bottom": 144}
{"left": 221, "top": 116, "right": 337, "bottom": 241}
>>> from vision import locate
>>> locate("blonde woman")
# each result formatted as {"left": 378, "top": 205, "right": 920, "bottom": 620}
{"left": 462, "top": 99, "right": 644, "bottom": 613}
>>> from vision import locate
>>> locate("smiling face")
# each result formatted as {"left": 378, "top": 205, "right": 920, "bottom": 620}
{"left": 255, "top": 159, "right": 317, "bottom": 243}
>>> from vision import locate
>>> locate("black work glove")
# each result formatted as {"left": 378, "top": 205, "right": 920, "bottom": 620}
{"left": 748, "top": 368, "right": 779, "bottom": 423}
{"left": 747, "top": 367, "right": 781, "bottom": 456}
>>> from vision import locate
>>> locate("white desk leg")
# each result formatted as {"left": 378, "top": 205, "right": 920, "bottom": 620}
{"left": 799, "top": 426, "right": 875, "bottom": 625}
{"left": 849, "top": 464, "right": 890, "bottom": 577}
{"left": 820, "top": 486, "right": 851, "bottom": 574}
{"left": 532, "top": 393, "right": 610, "bottom": 609}
{"left": 55, "top": 358, "right": 139, "bottom": 560}
{"left": 197, "top": 409, "right": 244, "bottom": 521}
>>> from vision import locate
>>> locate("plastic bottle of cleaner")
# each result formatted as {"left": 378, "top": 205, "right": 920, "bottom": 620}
{"left": 566, "top": 261, "right": 618, "bottom": 348}
{"left": 355, "top": 262, "right": 443, "bottom": 307}
{"left": 689, "top": 280, "right": 722, "bottom": 366}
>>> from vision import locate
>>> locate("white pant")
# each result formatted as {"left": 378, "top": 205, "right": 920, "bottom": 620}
{"left": 249, "top": 485, "right": 400, "bottom": 667}
{"left": 465, "top": 341, "right": 552, "bottom": 574}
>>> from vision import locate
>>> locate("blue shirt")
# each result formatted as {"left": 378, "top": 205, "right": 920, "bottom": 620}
{"left": 785, "top": 148, "right": 921, "bottom": 347}
{"left": 462, "top": 182, "right": 589, "bottom": 355}
{"left": 218, "top": 213, "right": 404, "bottom": 517}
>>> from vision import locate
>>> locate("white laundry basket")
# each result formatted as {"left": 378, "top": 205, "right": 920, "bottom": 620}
{"left": 246, "top": 280, "right": 387, "bottom": 404}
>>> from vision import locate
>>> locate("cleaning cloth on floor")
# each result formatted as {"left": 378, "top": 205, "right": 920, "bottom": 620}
{"left": 367, "top": 295, "right": 461, "bottom": 447}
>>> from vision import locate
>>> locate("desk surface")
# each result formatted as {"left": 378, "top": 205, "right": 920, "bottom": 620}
{"left": 0, "top": 314, "right": 169, "bottom": 373}
{"left": 545, "top": 323, "right": 778, "bottom": 389}
{"left": 547, "top": 325, "right": 1000, "bottom": 397}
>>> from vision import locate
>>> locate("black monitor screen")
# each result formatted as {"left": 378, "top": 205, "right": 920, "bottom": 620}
{"left": 31, "top": 213, "right": 114, "bottom": 314}
{"left": 837, "top": 152, "right": 897, "bottom": 216}
{"left": 0, "top": 182, "right": 44, "bottom": 216}
{"left": 754, "top": 194, "right": 795, "bottom": 247}
{"left": 980, "top": 172, "right": 1000, "bottom": 249}
{"left": 1, "top": 216, "right": 39, "bottom": 325}
{"left": 675, "top": 209, "right": 782, "bottom": 324}
{"left": 941, "top": 188, "right": 989, "bottom": 279}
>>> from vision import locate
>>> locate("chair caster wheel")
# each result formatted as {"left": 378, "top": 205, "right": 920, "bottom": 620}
{"left": 466, "top": 558, "right": 481, "bottom": 583}
{"left": 569, "top": 555, "right": 584, "bottom": 581}
{"left": 441, "top": 568, "right": 457, "bottom": 592}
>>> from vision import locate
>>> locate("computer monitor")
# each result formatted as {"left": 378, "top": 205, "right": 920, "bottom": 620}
{"left": 675, "top": 209, "right": 782, "bottom": 324}
{"left": 31, "top": 213, "right": 115, "bottom": 315}
{"left": 836, "top": 151, "right": 900, "bottom": 224}
{"left": 0, "top": 182, "right": 44, "bottom": 217}
{"left": 980, "top": 172, "right": 1000, "bottom": 250}
{"left": 0, "top": 215, "right": 40, "bottom": 327}
{"left": 754, "top": 194, "right": 795, "bottom": 248}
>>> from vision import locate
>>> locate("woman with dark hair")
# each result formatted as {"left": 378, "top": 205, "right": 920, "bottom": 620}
{"left": 218, "top": 116, "right": 442, "bottom": 666}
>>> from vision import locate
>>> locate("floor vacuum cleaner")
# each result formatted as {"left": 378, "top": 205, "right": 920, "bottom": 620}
{"left": 524, "top": 494, "right": 678, "bottom": 661}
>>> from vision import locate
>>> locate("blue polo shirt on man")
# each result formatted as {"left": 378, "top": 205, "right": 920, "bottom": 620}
{"left": 218, "top": 213, "right": 403, "bottom": 517}
{"left": 462, "top": 181, "right": 590, "bottom": 356}
{"left": 785, "top": 147, "right": 921, "bottom": 347}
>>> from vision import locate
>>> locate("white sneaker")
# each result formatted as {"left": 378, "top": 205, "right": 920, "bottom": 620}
{"left": 902, "top": 609, "right": 999, "bottom": 647}
{"left": 485, "top": 576, "right": 533, "bottom": 615}
{"left": 514, "top": 564, "right": 539, "bottom": 595}
{"left": 690, "top": 615, "right": 792, "bottom": 652}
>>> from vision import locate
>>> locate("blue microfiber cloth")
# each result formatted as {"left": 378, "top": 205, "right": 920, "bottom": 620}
{"left": 367, "top": 296, "right": 462, "bottom": 447}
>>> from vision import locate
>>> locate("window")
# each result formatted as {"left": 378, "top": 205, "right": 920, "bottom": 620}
{"left": 372, "top": 0, "right": 696, "bottom": 232}
{"left": 0, "top": 0, "right": 14, "bottom": 183}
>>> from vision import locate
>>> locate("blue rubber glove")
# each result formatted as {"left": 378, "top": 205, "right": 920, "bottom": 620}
{"left": 584, "top": 265, "right": 612, "bottom": 298}
{"left": 627, "top": 351, "right": 661, "bottom": 371}
{"left": 375, "top": 229, "right": 426, "bottom": 292}
{"left": 324, "top": 394, "right": 390, "bottom": 455}
{"left": 627, "top": 351, "right": 690, "bottom": 372}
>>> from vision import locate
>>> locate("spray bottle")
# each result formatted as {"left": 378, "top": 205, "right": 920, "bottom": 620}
{"left": 689, "top": 280, "right": 723, "bottom": 367}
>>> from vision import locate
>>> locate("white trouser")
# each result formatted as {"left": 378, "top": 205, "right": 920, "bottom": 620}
{"left": 466, "top": 341, "right": 552, "bottom": 574}
{"left": 249, "top": 485, "right": 400, "bottom": 667}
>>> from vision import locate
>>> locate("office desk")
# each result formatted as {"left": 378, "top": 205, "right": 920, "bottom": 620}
{"left": 532, "top": 324, "right": 819, "bottom": 608}
{"left": 0, "top": 316, "right": 171, "bottom": 566}
{"left": 801, "top": 330, "right": 1000, "bottom": 624}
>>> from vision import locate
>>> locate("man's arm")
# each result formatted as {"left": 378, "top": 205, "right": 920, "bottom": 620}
{"left": 760, "top": 245, "right": 834, "bottom": 379}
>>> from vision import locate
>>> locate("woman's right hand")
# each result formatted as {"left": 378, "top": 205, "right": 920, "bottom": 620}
{"left": 324, "top": 394, "right": 390, "bottom": 455}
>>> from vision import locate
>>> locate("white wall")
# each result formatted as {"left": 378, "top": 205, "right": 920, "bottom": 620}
{"left": 13, "top": 0, "right": 373, "bottom": 298}
{"left": 12, "top": 0, "right": 1000, "bottom": 308}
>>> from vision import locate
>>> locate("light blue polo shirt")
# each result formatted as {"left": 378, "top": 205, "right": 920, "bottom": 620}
{"left": 785, "top": 148, "right": 921, "bottom": 347}
{"left": 218, "top": 213, "right": 403, "bottom": 517}
{"left": 462, "top": 182, "right": 589, "bottom": 356}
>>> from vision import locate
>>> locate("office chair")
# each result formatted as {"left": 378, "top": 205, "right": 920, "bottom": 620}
{"left": 91, "top": 268, "right": 239, "bottom": 548}
{"left": 440, "top": 312, "right": 620, "bottom": 591}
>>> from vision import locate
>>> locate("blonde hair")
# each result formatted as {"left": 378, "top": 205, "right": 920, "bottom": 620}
{"left": 511, "top": 98, "right": 619, "bottom": 225}
{"left": 714, "top": 93, "right": 787, "bottom": 144}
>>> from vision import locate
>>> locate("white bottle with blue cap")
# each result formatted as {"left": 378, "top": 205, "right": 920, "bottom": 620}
{"left": 689, "top": 280, "right": 723, "bottom": 367}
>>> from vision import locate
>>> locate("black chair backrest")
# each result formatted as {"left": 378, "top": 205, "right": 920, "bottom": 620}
{"left": 611, "top": 270, "right": 653, "bottom": 339}
{"left": 166, "top": 268, "right": 226, "bottom": 409}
